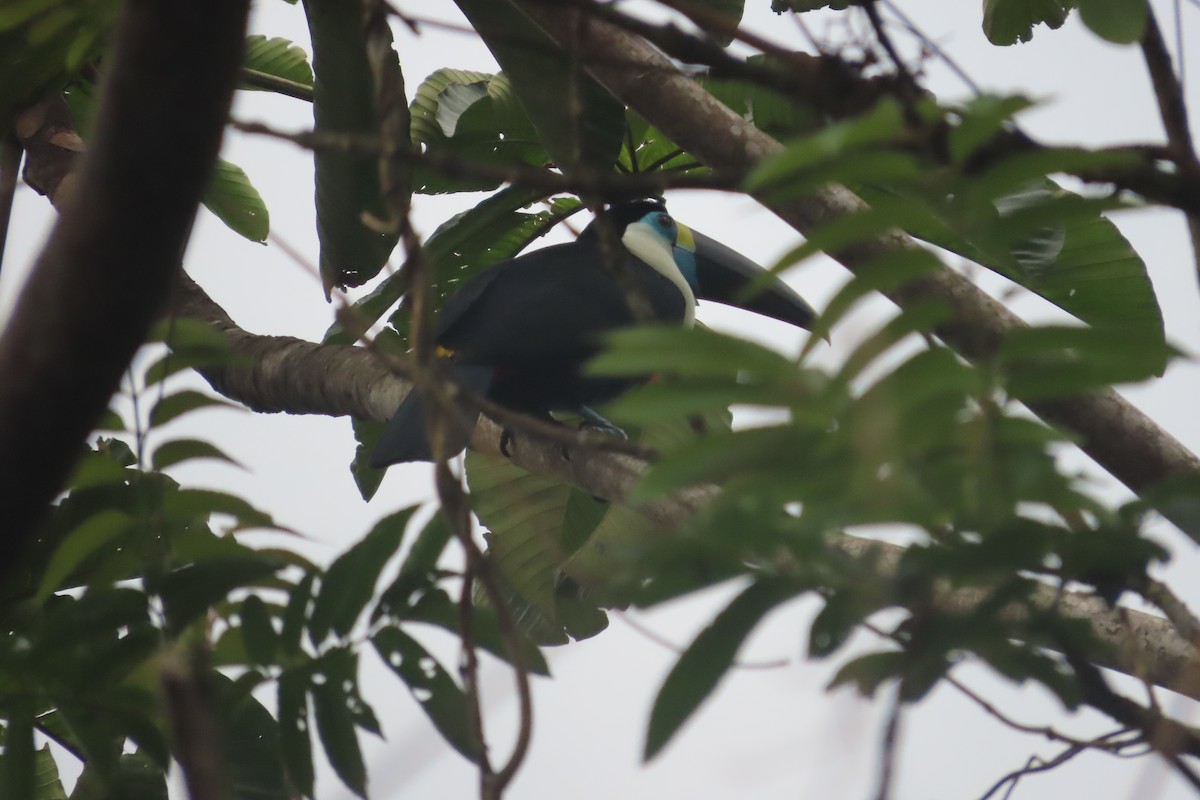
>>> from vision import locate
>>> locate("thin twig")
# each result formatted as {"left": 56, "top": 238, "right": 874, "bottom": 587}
{"left": 874, "top": 690, "right": 902, "bottom": 800}
{"left": 1140, "top": 4, "right": 1200, "bottom": 289}
{"left": 861, "top": 0, "right": 921, "bottom": 121}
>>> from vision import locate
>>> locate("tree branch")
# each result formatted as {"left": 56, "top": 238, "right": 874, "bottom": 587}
{"left": 0, "top": 0, "right": 251, "bottom": 572}
{"left": 158, "top": 278, "right": 1200, "bottom": 703}
{"left": 512, "top": 0, "right": 1200, "bottom": 537}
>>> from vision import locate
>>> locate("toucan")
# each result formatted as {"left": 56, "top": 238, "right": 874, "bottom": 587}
{"left": 370, "top": 199, "right": 816, "bottom": 465}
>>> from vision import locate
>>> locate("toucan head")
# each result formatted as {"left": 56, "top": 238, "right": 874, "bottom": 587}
{"left": 589, "top": 199, "right": 817, "bottom": 331}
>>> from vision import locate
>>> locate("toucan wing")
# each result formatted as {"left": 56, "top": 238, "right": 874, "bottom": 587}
{"left": 436, "top": 242, "right": 684, "bottom": 365}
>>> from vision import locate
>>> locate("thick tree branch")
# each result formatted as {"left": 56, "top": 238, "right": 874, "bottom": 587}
{"left": 165, "top": 278, "right": 1200, "bottom": 702}
{"left": 512, "top": 0, "right": 1200, "bottom": 535}
{"left": 0, "top": 0, "right": 250, "bottom": 571}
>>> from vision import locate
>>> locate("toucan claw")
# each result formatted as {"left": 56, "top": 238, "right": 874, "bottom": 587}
{"left": 500, "top": 428, "right": 515, "bottom": 458}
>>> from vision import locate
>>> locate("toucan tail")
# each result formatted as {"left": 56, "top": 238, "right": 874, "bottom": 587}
{"left": 369, "top": 364, "right": 494, "bottom": 466}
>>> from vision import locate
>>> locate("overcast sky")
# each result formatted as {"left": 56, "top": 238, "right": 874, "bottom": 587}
{"left": 4, "top": 1, "right": 1200, "bottom": 798}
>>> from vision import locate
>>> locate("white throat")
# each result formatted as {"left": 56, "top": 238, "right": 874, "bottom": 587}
{"left": 621, "top": 221, "right": 696, "bottom": 326}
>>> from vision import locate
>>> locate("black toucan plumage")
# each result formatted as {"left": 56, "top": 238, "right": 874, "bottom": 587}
{"left": 370, "top": 199, "right": 816, "bottom": 465}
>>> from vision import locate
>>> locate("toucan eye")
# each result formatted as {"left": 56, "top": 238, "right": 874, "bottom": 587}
{"left": 657, "top": 213, "right": 673, "bottom": 229}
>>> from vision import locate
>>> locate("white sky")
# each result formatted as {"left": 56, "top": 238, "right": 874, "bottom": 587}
{"left": 3, "top": 1, "right": 1200, "bottom": 798}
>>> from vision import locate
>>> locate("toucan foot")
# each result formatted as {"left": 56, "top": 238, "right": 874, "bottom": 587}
{"left": 577, "top": 406, "right": 628, "bottom": 440}
{"left": 500, "top": 428, "right": 515, "bottom": 458}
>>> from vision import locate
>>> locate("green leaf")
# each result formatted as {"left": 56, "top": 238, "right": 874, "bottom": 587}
{"left": 309, "top": 506, "right": 416, "bottom": 642}
{"left": 0, "top": 0, "right": 117, "bottom": 120}
{"left": 644, "top": 580, "right": 799, "bottom": 760}
{"left": 1, "top": 705, "right": 34, "bottom": 800}
{"left": 982, "top": 0, "right": 1076, "bottom": 45}
{"left": 37, "top": 509, "right": 131, "bottom": 601}
{"left": 144, "top": 318, "right": 236, "bottom": 384}
{"left": 373, "top": 627, "right": 479, "bottom": 761}
{"left": 243, "top": 34, "right": 314, "bottom": 89}
{"left": 151, "top": 438, "right": 242, "bottom": 471}
{"left": 67, "top": 448, "right": 131, "bottom": 490}
{"left": 745, "top": 100, "right": 907, "bottom": 192}
{"left": 278, "top": 668, "right": 315, "bottom": 797}
{"left": 282, "top": 572, "right": 316, "bottom": 655}
{"left": 407, "top": 70, "right": 551, "bottom": 194}
{"left": 163, "top": 488, "right": 276, "bottom": 531}
{"left": 828, "top": 650, "right": 906, "bottom": 695}
{"left": 997, "top": 324, "right": 1176, "bottom": 400}
{"left": 148, "top": 390, "right": 242, "bottom": 428}
{"left": 348, "top": 419, "right": 386, "bottom": 501}
{"left": 853, "top": 179, "right": 1164, "bottom": 347}
{"left": 398, "top": 589, "right": 551, "bottom": 676}
{"left": 157, "top": 556, "right": 282, "bottom": 634}
{"left": 453, "top": 0, "right": 626, "bottom": 173}
{"left": 213, "top": 673, "right": 291, "bottom": 800}
{"left": 202, "top": 158, "right": 270, "bottom": 242}
{"left": 241, "top": 594, "right": 280, "bottom": 666}
{"left": 467, "top": 451, "right": 572, "bottom": 618}
{"left": 378, "top": 513, "right": 455, "bottom": 611}
{"left": 312, "top": 669, "right": 367, "bottom": 797}
{"left": 69, "top": 753, "right": 167, "bottom": 800}
{"left": 1078, "top": 0, "right": 1147, "bottom": 43}
{"left": 32, "top": 745, "right": 67, "bottom": 800}
{"left": 302, "top": 0, "right": 402, "bottom": 292}
{"left": 590, "top": 325, "right": 796, "bottom": 381}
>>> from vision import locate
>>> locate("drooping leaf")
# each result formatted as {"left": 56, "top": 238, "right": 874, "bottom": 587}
{"left": 312, "top": 670, "right": 367, "bottom": 797}
{"left": 202, "top": 158, "right": 270, "bottom": 242}
{"left": 240, "top": 594, "right": 281, "bottom": 666}
{"left": 348, "top": 419, "right": 386, "bottom": 501}
{"left": 467, "top": 451, "right": 572, "bottom": 619}
{"left": 644, "top": 579, "right": 799, "bottom": 760}
{"left": 853, "top": 177, "right": 1163, "bottom": 345}
{"left": 144, "top": 318, "right": 237, "bottom": 384}
{"left": 397, "top": 588, "right": 551, "bottom": 676}
{"left": 997, "top": 324, "right": 1177, "bottom": 400}
{"left": 157, "top": 555, "right": 282, "bottom": 634}
{"left": 302, "top": 0, "right": 402, "bottom": 292}
{"left": 278, "top": 668, "right": 315, "bottom": 798}
{"left": 151, "top": 438, "right": 242, "bottom": 471}
{"left": 378, "top": 513, "right": 455, "bottom": 613}
{"left": 36, "top": 509, "right": 131, "bottom": 601}
{"left": 148, "top": 390, "right": 242, "bottom": 428}
{"left": 373, "top": 627, "right": 479, "bottom": 761}
{"left": 308, "top": 506, "right": 416, "bottom": 642}
{"left": 214, "top": 672, "right": 292, "bottom": 800}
